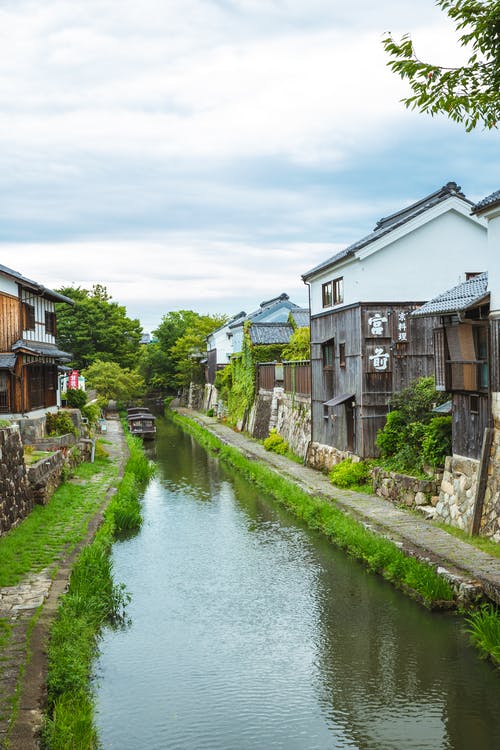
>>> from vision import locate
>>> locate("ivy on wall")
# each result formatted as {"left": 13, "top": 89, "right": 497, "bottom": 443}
{"left": 215, "top": 323, "right": 285, "bottom": 427}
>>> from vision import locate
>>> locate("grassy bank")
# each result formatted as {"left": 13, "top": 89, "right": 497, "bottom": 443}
{"left": 41, "top": 433, "right": 154, "bottom": 750}
{"left": 170, "top": 411, "right": 454, "bottom": 608}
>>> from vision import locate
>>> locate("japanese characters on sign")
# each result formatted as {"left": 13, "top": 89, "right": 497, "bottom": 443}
{"left": 367, "top": 346, "right": 390, "bottom": 372}
{"left": 367, "top": 313, "right": 388, "bottom": 337}
{"left": 396, "top": 311, "right": 408, "bottom": 342}
{"left": 68, "top": 369, "right": 79, "bottom": 389}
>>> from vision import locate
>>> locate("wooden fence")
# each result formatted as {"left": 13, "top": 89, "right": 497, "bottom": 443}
{"left": 257, "top": 361, "right": 311, "bottom": 396}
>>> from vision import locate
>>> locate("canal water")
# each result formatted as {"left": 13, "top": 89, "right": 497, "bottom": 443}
{"left": 94, "top": 418, "right": 500, "bottom": 749}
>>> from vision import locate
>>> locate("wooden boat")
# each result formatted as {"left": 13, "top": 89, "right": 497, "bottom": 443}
{"left": 127, "top": 410, "right": 156, "bottom": 440}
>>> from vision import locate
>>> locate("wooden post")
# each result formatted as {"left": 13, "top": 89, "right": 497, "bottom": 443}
{"left": 470, "top": 427, "right": 494, "bottom": 536}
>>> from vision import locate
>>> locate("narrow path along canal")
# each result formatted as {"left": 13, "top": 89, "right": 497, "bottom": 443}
{"left": 94, "top": 417, "right": 500, "bottom": 750}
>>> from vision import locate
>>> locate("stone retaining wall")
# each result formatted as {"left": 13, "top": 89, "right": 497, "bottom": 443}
{"left": 247, "top": 387, "right": 311, "bottom": 459}
{"left": 0, "top": 426, "right": 34, "bottom": 535}
{"left": 27, "top": 452, "right": 65, "bottom": 505}
{"left": 372, "top": 467, "right": 439, "bottom": 510}
{"left": 306, "top": 442, "right": 357, "bottom": 472}
{"left": 434, "top": 455, "right": 478, "bottom": 532}
{"left": 482, "top": 392, "right": 500, "bottom": 542}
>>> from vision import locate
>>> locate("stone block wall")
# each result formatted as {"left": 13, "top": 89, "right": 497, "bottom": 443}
{"left": 0, "top": 426, "right": 34, "bottom": 535}
{"left": 435, "top": 455, "right": 479, "bottom": 532}
{"left": 306, "top": 442, "right": 357, "bottom": 472}
{"left": 27, "top": 451, "right": 65, "bottom": 505}
{"left": 482, "top": 393, "right": 500, "bottom": 542}
{"left": 275, "top": 391, "right": 311, "bottom": 459}
{"left": 372, "top": 467, "right": 439, "bottom": 509}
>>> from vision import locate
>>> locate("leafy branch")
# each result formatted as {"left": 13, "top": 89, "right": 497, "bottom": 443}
{"left": 382, "top": 0, "right": 500, "bottom": 131}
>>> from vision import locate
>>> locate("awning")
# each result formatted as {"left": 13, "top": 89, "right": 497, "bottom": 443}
{"left": 0, "top": 353, "right": 16, "bottom": 369}
{"left": 323, "top": 393, "right": 355, "bottom": 407}
{"left": 432, "top": 400, "right": 452, "bottom": 414}
{"left": 11, "top": 339, "right": 72, "bottom": 361}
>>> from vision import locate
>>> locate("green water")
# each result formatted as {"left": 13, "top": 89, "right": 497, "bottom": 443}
{"left": 94, "top": 418, "right": 500, "bottom": 749}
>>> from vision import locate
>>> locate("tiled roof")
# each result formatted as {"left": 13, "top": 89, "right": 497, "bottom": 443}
{"left": 289, "top": 308, "right": 310, "bottom": 328}
{"left": 412, "top": 272, "right": 489, "bottom": 317}
{"left": 471, "top": 190, "right": 500, "bottom": 215}
{"left": 229, "top": 293, "right": 299, "bottom": 328}
{"left": 248, "top": 323, "right": 294, "bottom": 345}
{"left": 0, "top": 354, "right": 16, "bottom": 369}
{"left": 12, "top": 340, "right": 73, "bottom": 360}
{"left": 303, "top": 182, "right": 470, "bottom": 280}
{"left": 0, "top": 263, "right": 75, "bottom": 304}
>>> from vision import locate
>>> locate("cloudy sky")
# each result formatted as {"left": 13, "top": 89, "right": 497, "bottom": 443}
{"left": 0, "top": 0, "right": 497, "bottom": 332}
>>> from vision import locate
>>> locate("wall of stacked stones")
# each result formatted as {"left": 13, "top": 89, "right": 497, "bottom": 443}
{"left": 0, "top": 426, "right": 34, "bottom": 535}
{"left": 482, "top": 393, "right": 500, "bottom": 542}
{"left": 247, "top": 387, "right": 311, "bottom": 460}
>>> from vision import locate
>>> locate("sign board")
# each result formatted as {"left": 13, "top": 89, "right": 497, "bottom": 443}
{"left": 68, "top": 369, "right": 79, "bottom": 390}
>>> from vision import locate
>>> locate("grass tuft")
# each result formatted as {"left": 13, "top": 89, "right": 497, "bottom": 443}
{"left": 465, "top": 604, "right": 500, "bottom": 667}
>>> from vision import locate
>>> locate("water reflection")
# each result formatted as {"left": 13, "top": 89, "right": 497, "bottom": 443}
{"left": 95, "top": 418, "right": 500, "bottom": 750}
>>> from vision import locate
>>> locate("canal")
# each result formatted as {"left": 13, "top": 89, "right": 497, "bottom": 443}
{"left": 94, "top": 417, "right": 500, "bottom": 749}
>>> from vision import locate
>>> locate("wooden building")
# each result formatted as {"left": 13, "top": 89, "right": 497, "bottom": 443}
{"left": 412, "top": 273, "right": 489, "bottom": 459}
{"left": 0, "top": 262, "right": 74, "bottom": 417}
{"left": 302, "top": 182, "right": 489, "bottom": 459}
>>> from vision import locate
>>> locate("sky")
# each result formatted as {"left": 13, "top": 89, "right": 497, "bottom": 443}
{"left": 0, "top": 0, "right": 498, "bottom": 333}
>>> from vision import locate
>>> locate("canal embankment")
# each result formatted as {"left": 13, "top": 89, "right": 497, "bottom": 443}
{"left": 0, "top": 415, "right": 136, "bottom": 750}
{"left": 174, "top": 408, "right": 500, "bottom": 609}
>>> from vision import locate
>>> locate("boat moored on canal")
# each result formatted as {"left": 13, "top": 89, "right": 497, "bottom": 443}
{"left": 126, "top": 409, "right": 156, "bottom": 440}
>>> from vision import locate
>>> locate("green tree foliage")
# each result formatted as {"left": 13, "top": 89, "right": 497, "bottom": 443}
{"left": 140, "top": 310, "right": 227, "bottom": 393}
{"left": 376, "top": 377, "right": 451, "bottom": 473}
{"left": 383, "top": 0, "right": 500, "bottom": 131}
{"left": 55, "top": 285, "right": 143, "bottom": 370}
{"left": 82, "top": 360, "right": 145, "bottom": 405}
{"left": 281, "top": 326, "right": 310, "bottom": 360}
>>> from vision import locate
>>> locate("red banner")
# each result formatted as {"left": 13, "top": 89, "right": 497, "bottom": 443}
{"left": 68, "top": 370, "right": 79, "bottom": 389}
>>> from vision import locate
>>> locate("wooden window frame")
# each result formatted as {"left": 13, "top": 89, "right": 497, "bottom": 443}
{"left": 322, "top": 281, "right": 333, "bottom": 308}
{"left": 339, "top": 342, "right": 346, "bottom": 367}
{"left": 322, "top": 340, "right": 335, "bottom": 370}
{"left": 332, "top": 277, "right": 344, "bottom": 305}
{"left": 22, "top": 302, "right": 35, "bottom": 331}
{"left": 45, "top": 310, "right": 57, "bottom": 336}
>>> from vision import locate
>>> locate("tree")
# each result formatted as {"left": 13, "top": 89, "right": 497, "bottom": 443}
{"left": 140, "top": 310, "right": 227, "bottom": 394}
{"left": 383, "top": 0, "right": 500, "bottom": 131}
{"left": 83, "top": 359, "right": 145, "bottom": 404}
{"left": 55, "top": 285, "right": 143, "bottom": 370}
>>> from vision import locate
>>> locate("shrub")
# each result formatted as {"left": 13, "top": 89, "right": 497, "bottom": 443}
{"left": 375, "top": 377, "right": 451, "bottom": 475}
{"left": 65, "top": 389, "right": 88, "bottom": 409}
{"left": 46, "top": 411, "right": 77, "bottom": 437}
{"left": 82, "top": 402, "right": 101, "bottom": 426}
{"left": 206, "top": 408, "right": 215, "bottom": 417}
{"left": 263, "top": 429, "right": 289, "bottom": 455}
{"left": 421, "top": 416, "right": 452, "bottom": 468}
{"left": 376, "top": 410, "right": 405, "bottom": 457}
{"left": 329, "top": 459, "right": 372, "bottom": 488}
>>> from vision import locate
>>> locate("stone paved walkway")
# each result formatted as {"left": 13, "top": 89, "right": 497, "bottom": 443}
{"left": 177, "top": 408, "right": 500, "bottom": 606}
{"left": 0, "top": 415, "right": 127, "bottom": 750}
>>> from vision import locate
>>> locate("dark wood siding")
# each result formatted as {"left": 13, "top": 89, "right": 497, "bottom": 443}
{"left": 0, "top": 293, "right": 20, "bottom": 350}
{"left": 310, "top": 305, "right": 361, "bottom": 453}
{"left": 206, "top": 349, "right": 217, "bottom": 384}
{"left": 452, "top": 392, "right": 489, "bottom": 459}
{"left": 311, "top": 303, "right": 438, "bottom": 458}
{"left": 490, "top": 319, "right": 500, "bottom": 392}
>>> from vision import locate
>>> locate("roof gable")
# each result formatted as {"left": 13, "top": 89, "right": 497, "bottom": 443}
{"left": 0, "top": 262, "right": 74, "bottom": 304}
{"left": 229, "top": 293, "right": 300, "bottom": 328}
{"left": 303, "top": 182, "right": 480, "bottom": 280}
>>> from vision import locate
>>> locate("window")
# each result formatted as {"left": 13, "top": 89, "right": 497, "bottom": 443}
{"left": 322, "top": 277, "right": 343, "bottom": 308}
{"left": 322, "top": 281, "right": 332, "bottom": 308}
{"left": 466, "top": 272, "right": 481, "bottom": 280}
{"left": 339, "top": 342, "right": 346, "bottom": 367}
{"left": 333, "top": 277, "right": 343, "bottom": 305}
{"left": 322, "top": 340, "right": 335, "bottom": 369}
{"left": 470, "top": 394, "right": 479, "bottom": 414}
{"left": 22, "top": 303, "right": 35, "bottom": 331}
{"left": 45, "top": 311, "right": 56, "bottom": 336}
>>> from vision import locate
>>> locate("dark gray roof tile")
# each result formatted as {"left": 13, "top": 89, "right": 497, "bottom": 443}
{"left": 412, "top": 272, "right": 488, "bottom": 317}
{"left": 248, "top": 323, "right": 294, "bottom": 345}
